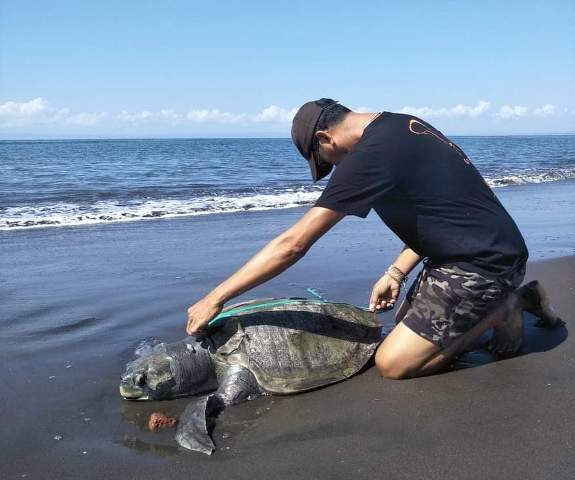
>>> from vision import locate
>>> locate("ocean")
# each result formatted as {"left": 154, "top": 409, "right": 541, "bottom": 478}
{"left": 1, "top": 135, "right": 574, "bottom": 230}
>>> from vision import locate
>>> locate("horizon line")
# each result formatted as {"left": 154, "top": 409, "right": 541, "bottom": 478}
{"left": 2, "top": 132, "right": 575, "bottom": 142}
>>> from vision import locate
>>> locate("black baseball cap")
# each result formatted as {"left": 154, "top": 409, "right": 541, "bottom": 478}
{"left": 291, "top": 99, "right": 337, "bottom": 182}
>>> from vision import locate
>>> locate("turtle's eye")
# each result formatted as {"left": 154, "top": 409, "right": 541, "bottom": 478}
{"left": 134, "top": 373, "right": 146, "bottom": 387}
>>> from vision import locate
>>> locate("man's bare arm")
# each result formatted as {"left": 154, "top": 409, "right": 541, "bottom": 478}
{"left": 186, "top": 207, "right": 345, "bottom": 334}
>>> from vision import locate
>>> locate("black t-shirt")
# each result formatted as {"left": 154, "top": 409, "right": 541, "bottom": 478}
{"left": 314, "top": 112, "right": 528, "bottom": 278}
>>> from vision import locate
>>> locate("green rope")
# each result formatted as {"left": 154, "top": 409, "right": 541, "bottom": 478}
{"left": 208, "top": 298, "right": 313, "bottom": 328}
{"left": 207, "top": 297, "right": 375, "bottom": 329}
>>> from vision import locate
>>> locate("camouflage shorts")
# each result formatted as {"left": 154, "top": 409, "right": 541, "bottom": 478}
{"left": 400, "top": 262, "right": 525, "bottom": 349}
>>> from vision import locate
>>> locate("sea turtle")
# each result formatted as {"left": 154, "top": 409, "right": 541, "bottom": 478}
{"left": 119, "top": 297, "right": 383, "bottom": 454}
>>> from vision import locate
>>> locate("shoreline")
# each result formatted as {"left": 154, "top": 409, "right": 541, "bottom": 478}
{"left": 3, "top": 178, "right": 573, "bottom": 267}
{"left": 2, "top": 177, "right": 574, "bottom": 234}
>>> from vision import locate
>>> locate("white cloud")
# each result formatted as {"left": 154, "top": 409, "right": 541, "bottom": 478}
{"left": 533, "top": 104, "right": 557, "bottom": 117}
{"left": 185, "top": 109, "right": 246, "bottom": 124}
{"left": 398, "top": 100, "right": 491, "bottom": 118}
{"left": 0, "top": 99, "right": 267, "bottom": 128}
{"left": 496, "top": 105, "right": 529, "bottom": 118}
{"left": 0, "top": 97, "right": 50, "bottom": 117}
{"left": 66, "top": 111, "right": 109, "bottom": 126}
{"left": 0, "top": 98, "right": 568, "bottom": 133}
{"left": 117, "top": 110, "right": 153, "bottom": 122}
{"left": 254, "top": 105, "right": 297, "bottom": 122}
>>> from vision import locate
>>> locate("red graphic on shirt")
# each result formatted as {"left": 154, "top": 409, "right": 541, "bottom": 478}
{"left": 408, "top": 119, "right": 471, "bottom": 165}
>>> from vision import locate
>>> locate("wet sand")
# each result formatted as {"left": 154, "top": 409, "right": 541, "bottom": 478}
{"left": 1, "top": 180, "right": 574, "bottom": 479}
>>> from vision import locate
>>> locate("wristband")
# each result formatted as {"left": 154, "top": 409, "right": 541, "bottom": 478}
{"left": 385, "top": 265, "right": 408, "bottom": 288}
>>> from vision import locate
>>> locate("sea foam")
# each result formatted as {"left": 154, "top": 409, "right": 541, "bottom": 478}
{"left": 0, "top": 188, "right": 323, "bottom": 230}
{"left": 2, "top": 169, "right": 574, "bottom": 231}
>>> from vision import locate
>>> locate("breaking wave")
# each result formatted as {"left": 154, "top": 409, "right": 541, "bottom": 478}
{"left": 0, "top": 187, "right": 323, "bottom": 230}
{"left": 485, "top": 167, "right": 575, "bottom": 187}
{"left": 1, "top": 168, "right": 574, "bottom": 231}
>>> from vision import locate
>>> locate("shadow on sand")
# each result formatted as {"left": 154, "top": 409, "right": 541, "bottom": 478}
{"left": 450, "top": 311, "right": 568, "bottom": 371}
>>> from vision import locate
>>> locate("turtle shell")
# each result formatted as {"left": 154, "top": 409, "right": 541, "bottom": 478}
{"left": 208, "top": 298, "right": 383, "bottom": 394}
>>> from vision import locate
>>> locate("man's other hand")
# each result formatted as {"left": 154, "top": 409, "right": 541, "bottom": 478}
{"left": 369, "top": 274, "right": 401, "bottom": 312}
{"left": 186, "top": 295, "right": 223, "bottom": 336}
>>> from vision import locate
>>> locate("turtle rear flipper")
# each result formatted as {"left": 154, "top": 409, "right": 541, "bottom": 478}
{"left": 175, "top": 367, "right": 262, "bottom": 454}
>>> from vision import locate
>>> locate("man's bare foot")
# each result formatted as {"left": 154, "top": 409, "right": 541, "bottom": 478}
{"left": 489, "top": 300, "right": 524, "bottom": 355}
{"left": 517, "top": 280, "right": 565, "bottom": 327}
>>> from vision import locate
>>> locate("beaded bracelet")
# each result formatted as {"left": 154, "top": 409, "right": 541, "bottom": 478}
{"left": 385, "top": 265, "right": 408, "bottom": 288}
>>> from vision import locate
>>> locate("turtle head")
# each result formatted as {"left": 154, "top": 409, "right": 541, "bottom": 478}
{"left": 120, "top": 337, "right": 217, "bottom": 401}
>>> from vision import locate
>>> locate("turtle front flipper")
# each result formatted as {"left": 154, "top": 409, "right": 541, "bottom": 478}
{"left": 175, "top": 367, "right": 262, "bottom": 454}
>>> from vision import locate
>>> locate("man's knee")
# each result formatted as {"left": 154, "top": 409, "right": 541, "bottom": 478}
{"left": 375, "top": 350, "right": 412, "bottom": 380}
{"left": 374, "top": 322, "right": 441, "bottom": 379}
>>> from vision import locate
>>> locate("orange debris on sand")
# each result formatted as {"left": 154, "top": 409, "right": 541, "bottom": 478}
{"left": 148, "top": 412, "right": 178, "bottom": 431}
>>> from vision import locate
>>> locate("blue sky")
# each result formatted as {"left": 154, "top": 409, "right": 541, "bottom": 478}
{"left": 1, "top": 0, "right": 574, "bottom": 137}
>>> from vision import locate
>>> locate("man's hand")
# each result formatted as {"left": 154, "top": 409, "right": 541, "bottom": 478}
{"left": 369, "top": 274, "right": 401, "bottom": 312}
{"left": 186, "top": 295, "right": 223, "bottom": 336}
